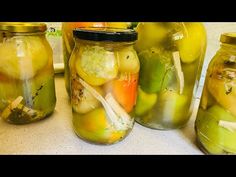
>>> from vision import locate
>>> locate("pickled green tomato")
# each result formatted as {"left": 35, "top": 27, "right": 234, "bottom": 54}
{"left": 177, "top": 23, "right": 206, "bottom": 63}
{"left": 73, "top": 108, "right": 127, "bottom": 144}
{"left": 135, "top": 89, "right": 190, "bottom": 129}
{"left": 0, "top": 36, "right": 49, "bottom": 80}
{"left": 134, "top": 87, "right": 157, "bottom": 116}
{"left": 116, "top": 46, "right": 140, "bottom": 74}
{"left": 75, "top": 45, "right": 118, "bottom": 86}
{"left": 196, "top": 105, "right": 236, "bottom": 154}
{"left": 30, "top": 70, "right": 56, "bottom": 116}
{"left": 135, "top": 23, "right": 168, "bottom": 53}
{"left": 138, "top": 49, "right": 173, "bottom": 93}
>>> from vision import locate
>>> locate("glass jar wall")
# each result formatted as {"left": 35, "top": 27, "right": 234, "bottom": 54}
{"left": 69, "top": 28, "right": 139, "bottom": 144}
{"left": 134, "top": 22, "right": 207, "bottom": 130}
{"left": 0, "top": 22, "right": 56, "bottom": 124}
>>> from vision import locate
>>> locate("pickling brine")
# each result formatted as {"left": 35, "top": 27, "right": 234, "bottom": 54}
{"left": 70, "top": 28, "right": 139, "bottom": 144}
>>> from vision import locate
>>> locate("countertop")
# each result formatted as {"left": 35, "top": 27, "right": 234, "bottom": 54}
{"left": 0, "top": 75, "right": 203, "bottom": 155}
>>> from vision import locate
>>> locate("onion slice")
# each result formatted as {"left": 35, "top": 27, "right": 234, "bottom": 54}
{"left": 172, "top": 51, "right": 184, "bottom": 94}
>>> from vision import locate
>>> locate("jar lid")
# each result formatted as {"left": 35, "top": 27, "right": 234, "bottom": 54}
{"left": 220, "top": 33, "right": 236, "bottom": 45}
{"left": 0, "top": 22, "right": 47, "bottom": 33}
{"left": 73, "top": 27, "right": 138, "bottom": 42}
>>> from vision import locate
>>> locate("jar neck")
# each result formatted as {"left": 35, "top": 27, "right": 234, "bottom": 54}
{"left": 74, "top": 38, "right": 135, "bottom": 49}
{"left": 0, "top": 31, "right": 46, "bottom": 37}
{"left": 0, "top": 31, "right": 46, "bottom": 43}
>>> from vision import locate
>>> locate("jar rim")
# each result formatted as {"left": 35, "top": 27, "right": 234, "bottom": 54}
{"left": 220, "top": 32, "right": 236, "bottom": 45}
{"left": 0, "top": 22, "right": 47, "bottom": 33}
{"left": 73, "top": 27, "right": 138, "bottom": 42}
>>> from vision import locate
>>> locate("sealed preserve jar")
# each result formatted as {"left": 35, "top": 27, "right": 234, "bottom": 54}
{"left": 70, "top": 28, "right": 139, "bottom": 144}
{"left": 0, "top": 22, "right": 56, "bottom": 124}
{"left": 134, "top": 22, "right": 207, "bottom": 129}
{"left": 195, "top": 33, "right": 236, "bottom": 154}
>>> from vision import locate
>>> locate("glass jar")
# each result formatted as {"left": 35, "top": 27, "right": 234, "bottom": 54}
{"left": 134, "top": 22, "right": 207, "bottom": 129}
{"left": 70, "top": 28, "right": 139, "bottom": 144}
{"left": 0, "top": 22, "right": 56, "bottom": 124}
{"left": 195, "top": 33, "right": 236, "bottom": 154}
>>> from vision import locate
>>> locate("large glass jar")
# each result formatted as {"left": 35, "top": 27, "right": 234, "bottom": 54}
{"left": 134, "top": 22, "right": 207, "bottom": 129}
{"left": 70, "top": 28, "right": 139, "bottom": 144}
{"left": 0, "top": 22, "right": 56, "bottom": 124}
{"left": 195, "top": 33, "right": 236, "bottom": 154}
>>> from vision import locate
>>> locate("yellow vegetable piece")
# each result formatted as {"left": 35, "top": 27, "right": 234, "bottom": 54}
{"left": 207, "top": 75, "right": 236, "bottom": 117}
{"left": 177, "top": 23, "right": 206, "bottom": 64}
{"left": 116, "top": 46, "right": 140, "bottom": 74}
{"left": 73, "top": 108, "right": 127, "bottom": 144}
{"left": 135, "top": 22, "right": 168, "bottom": 53}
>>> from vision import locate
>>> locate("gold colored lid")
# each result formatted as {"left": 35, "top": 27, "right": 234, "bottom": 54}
{"left": 220, "top": 33, "right": 236, "bottom": 45}
{"left": 0, "top": 22, "right": 47, "bottom": 33}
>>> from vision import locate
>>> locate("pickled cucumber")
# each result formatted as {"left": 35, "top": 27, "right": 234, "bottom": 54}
{"left": 75, "top": 45, "right": 118, "bottom": 86}
{"left": 138, "top": 49, "right": 173, "bottom": 93}
{"left": 134, "top": 87, "right": 157, "bottom": 116}
{"left": 0, "top": 36, "right": 49, "bottom": 80}
{"left": 196, "top": 105, "right": 236, "bottom": 154}
{"left": 116, "top": 46, "right": 140, "bottom": 74}
{"left": 176, "top": 23, "right": 206, "bottom": 64}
